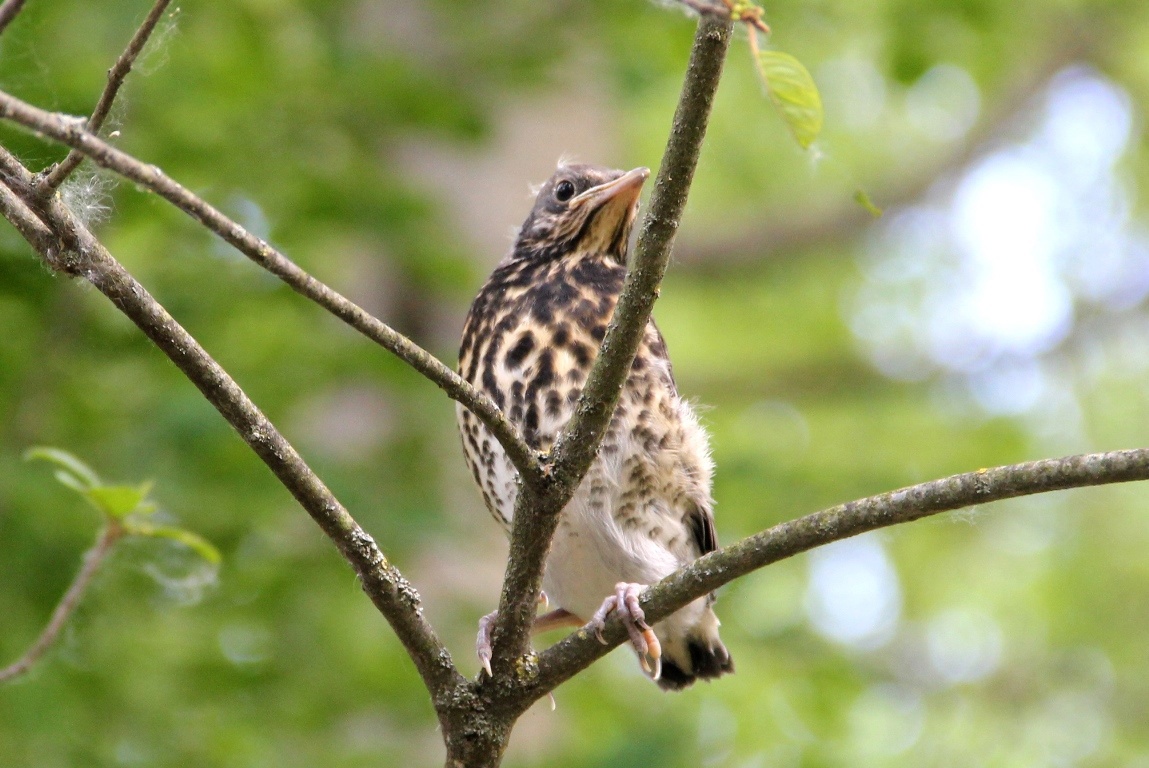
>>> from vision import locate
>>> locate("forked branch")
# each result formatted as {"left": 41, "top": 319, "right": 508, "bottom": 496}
{"left": 484, "top": 14, "right": 735, "bottom": 675}
{"left": 0, "top": 86, "right": 542, "bottom": 492}
{"left": 39, "top": 0, "right": 173, "bottom": 191}
{"left": 0, "top": 156, "right": 459, "bottom": 700}
{"left": 527, "top": 447, "right": 1149, "bottom": 698}
{"left": 3, "top": 7, "right": 1149, "bottom": 768}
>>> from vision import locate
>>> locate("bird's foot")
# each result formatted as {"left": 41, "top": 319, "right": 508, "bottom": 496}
{"left": 589, "top": 582, "right": 662, "bottom": 680}
{"left": 475, "top": 609, "right": 498, "bottom": 677}
{"left": 476, "top": 592, "right": 567, "bottom": 678}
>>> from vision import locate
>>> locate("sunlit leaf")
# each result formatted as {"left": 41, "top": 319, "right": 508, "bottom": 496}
{"left": 53, "top": 470, "right": 92, "bottom": 494}
{"left": 127, "top": 523, "right": 222, "bottom": 564}
{"left": 85, "top": 484, "right": 152, "bottom": 519}
{"left": 757, "top": 50, "right": 824, "bottom": 149}
{"left": 854, "top": 189, "right": 884, "bottom": 217}
{"left": 26, "top": 448, "right": 159, "bottom": 520}
{"left": 25, "top": 446, "right": 102, "bottom": 491}
{"left": 131, "top": 481, "right": 158, "bottom": 515}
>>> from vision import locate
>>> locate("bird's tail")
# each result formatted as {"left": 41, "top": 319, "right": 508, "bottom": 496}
{"left": 655, "top": 604, "right": 734, "bottom": 691}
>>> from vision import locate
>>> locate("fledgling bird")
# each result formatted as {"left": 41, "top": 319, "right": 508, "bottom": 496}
{"left": 456, "top": 162, "right": 733, "bottom": 690}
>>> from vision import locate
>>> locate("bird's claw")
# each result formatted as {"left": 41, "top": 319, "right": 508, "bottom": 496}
{"left": 588, "top": 582, "right": 662, "bottom": 680}
{"left": 476, "top": 609, "right": 498, "bottom": 678}
{"left": 476, "top": 595, "right": 568, "bottom": 678}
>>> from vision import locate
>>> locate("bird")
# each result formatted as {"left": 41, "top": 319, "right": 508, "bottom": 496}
{"left": 456, "top": 161, "right": 733, "bottom": 690}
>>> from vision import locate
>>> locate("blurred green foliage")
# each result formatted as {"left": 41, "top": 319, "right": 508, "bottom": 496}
{"left": 2, "top": 1, "right": 1149, "bottom": 767}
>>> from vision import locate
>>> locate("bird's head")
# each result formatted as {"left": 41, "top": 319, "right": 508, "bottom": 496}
{"left": 514, "top": 163, "right": 650, "bottom": 263}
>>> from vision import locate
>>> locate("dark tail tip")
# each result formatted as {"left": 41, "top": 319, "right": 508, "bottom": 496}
{"left": 657, "top": 640, "right": 734, "bottom": 692}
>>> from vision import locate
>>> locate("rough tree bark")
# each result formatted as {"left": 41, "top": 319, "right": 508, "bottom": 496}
{"left": 0, "top": 3, "right": 1147, "bottom": 767}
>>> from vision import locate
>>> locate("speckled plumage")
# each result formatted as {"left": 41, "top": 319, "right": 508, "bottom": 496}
{"left": 457, "top": 163, "right": 733, "bottom": 690}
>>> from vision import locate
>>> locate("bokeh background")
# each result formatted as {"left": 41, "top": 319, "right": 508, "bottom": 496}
{"left": 2, "top": 1, "right": 1149, "bottom": 766}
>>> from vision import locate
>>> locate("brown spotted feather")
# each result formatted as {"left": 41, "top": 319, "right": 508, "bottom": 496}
{"left": 457, "top": 163, "right": 732, "bottom": 689}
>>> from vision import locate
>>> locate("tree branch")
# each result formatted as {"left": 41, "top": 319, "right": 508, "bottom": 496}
{"left": 0, "top": 0, "right": 27, "bottom": 37}
{"left": 0, "top": 89, "right": 545, "bottom": 493}
{"left": 0, "top": 175, "right": 53, "bottom": 254}
{"left": 0, "top": 522, "right": 123, "bottom": 684}
{"left": 674, "top": 0, "right": 729, "bottom": 17}
{"left": 486, "top": 14, "right": 734, "bottom": 675}
{"left": 38, "top": 0, "right": 173, "bottom": 191}
{"left": 0, "top": 155, "right": 462, "bottom": 700}
{"left": 525, "top": 447, "right": 1149, "bottom": 698}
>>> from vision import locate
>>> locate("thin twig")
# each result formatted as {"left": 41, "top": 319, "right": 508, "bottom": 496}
{"left": 0, "top": 159, "right": 462, "bottom": 700}
{"left": 0, "top": 90, "right": 544, "bottom": 492}
{"left": 675, "top": 0, "right": 769, "bottom": 33}
{"left": 486, "top": 14, "right": 735, "bottom": 675}
{"left": 525, "top": 447, "right": 1149, "bottom": 699}
{"left": 0, "top": 522, "right": 123, "bottom": 684}
{"left": 716, "top": 0, "right": 769, "bottom": 33}
{"left": 675, "top": 0, "right": 727, "bottom": 16}
{"left": 39, "top": 0, "right": 173, "bottom": 191}
{"left": 0, "top": 175, "right": 53, "bottom": 255}
{"left": 0, "top": 0, "right": 27, "bottom": 37}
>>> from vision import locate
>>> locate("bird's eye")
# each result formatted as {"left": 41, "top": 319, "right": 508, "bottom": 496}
{"left": 554, "top": 180, "right": 576, "bottom": 202}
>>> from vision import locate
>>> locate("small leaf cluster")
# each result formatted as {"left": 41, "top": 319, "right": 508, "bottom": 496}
{"left": 24, "top": 446, "right": 220, "bottom": 564}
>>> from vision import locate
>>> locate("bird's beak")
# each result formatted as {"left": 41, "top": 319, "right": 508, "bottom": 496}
{"left": 567, "top": 167, "right": 650, "bottom": 259}
{"left": 569, "top": 166, "right": 650, "bottom": 213}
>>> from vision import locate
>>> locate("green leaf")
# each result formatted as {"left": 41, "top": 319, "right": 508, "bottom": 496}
{"left": 854, "top": 189, "right": 884, "bottom": 218}
{"left": 25, "top": 446, "right": 102, "bottom": 491}
{"left": 85, "top": 484, "right": 153, "bottom": 519}
{"left": 131, "top": 481, "right": 158, "bottom": 515}
{"left": 757, "top": 50, "right": 824, "bottom": 149}
{"left": 127, "top": 523, "right": 222, "bottom": 564}
{"left": 26, "top": 447, "right": 161, "bottom": 520}
{"left": 53, "top": 470, "right": 92, "bottom": 494}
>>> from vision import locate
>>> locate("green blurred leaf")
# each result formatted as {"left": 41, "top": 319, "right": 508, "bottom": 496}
{"left": 27, "top": 447, "right": 160, "bottom": 519}
{"left": 25, "top": 446, "right": 102, "bottom": 491}
{"left": 52, "top": 469, "right": 91, "bottom": 494}
{"left": 854, "top": 188, "right": 884, "bottom": 217}
{"left": 126, "top": 523, "right": 222, "bottom": 565}
{"left": 756, "top": 50, "right": 824, "bottom": 149}
{"left": 85, "top": 483, "right": 155, "bottom": 519}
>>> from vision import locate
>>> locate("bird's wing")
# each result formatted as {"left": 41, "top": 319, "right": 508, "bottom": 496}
{"left": 685, "top": 500, "right": 719, "bottom": 555}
